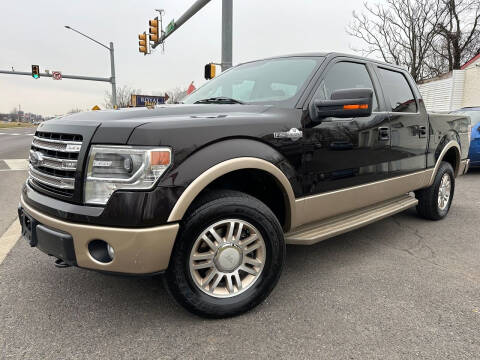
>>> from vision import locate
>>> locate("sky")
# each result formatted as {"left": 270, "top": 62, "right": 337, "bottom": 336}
{"left": 0, "top": 0, "right": 369, "bottom": 116}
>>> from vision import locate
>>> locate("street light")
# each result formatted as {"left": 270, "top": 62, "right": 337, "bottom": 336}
{"left": 64, "top": 25, "right": 117, "bottom": 108}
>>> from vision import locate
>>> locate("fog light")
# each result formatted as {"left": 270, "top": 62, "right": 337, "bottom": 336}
{"left": 107, "top": 244, "right": 115, "bottom": 260}
{"left": 88, "top": 239, "right": 114, "bottom": 263}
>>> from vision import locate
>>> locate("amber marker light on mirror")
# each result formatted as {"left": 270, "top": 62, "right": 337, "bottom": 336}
{"left": 343, "top": 104, "right": 369, "bottom": 110}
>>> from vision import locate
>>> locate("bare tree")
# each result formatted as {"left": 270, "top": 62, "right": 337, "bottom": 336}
{"left": 104, "top": 85, "right": 141, "bottom": 108}
{"left": 349, "top": 0, "right": 480, "bottom": 80}
{"left": 433, "top": 0, "right": 480, "bottom": 72}
{"left": 166, "top": 87, "right": 188, "bottom": 104}
{"left": 348, "top": 0, "right": 445, "bottom": 81}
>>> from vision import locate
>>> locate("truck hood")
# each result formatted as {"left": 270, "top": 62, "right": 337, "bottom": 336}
{"left": 44, "top": 104, "right": 271, "bottom": 123}
{"left": 39, "top": 104, "right": 273, "bottom": 144}
{"left": 38, "top": 103, "right": 301, "bottom": 168}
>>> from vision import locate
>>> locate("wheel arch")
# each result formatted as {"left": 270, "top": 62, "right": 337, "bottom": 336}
{"left": 429, "top": 140, "right": 461, "bottom": 185}
{"left": 167, "top": 157, "right": 297, "bottom": 231}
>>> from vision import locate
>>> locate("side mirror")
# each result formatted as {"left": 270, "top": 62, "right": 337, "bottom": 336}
{"left": 312, "top": 88, "right": 373, "bottom": 121}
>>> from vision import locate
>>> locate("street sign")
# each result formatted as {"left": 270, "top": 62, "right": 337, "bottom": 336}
{"left": 52, "top": 71, "right": 62, "bottom": 80}
{"left": 165, "top": 19, "right": 175, "bottom": 35}
{"left": 131, "top": 94, "right": 168, "bottom": 107}
{"left": 91, "top": 105, "right": 101, "bottom": 111}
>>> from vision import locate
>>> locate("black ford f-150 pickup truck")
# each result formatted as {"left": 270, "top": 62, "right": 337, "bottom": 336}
{"left": 18, "top": 53, "right": 471, "bottom": 318}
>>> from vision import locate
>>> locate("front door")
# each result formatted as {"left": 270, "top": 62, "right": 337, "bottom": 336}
{"left": 301, "top": 60, "right": 391, "bottom": 196}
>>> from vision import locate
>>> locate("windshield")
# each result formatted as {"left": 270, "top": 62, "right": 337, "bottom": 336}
{"left": 452, "top": 110, "right": 480, "bottom": 126}
{"left": 183, "top": 57, "right": 322, "bottom": 106}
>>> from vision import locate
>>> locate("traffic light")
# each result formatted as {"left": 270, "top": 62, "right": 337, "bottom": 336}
{"left": 204, "top": 63, "right": 216, "bottom": 80}
{"left": 149, "top": 17, "right": 159, "bottom": 43}
{"left": 138, "top": 32, "right": 148, "bottom": 55}
{"left": 32, "top": 65, "right": 40, "bottom": 79}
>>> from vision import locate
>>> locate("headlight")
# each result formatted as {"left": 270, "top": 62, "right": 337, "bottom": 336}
{"left": 84, "top": 145, "right": 172, "bottom": 205}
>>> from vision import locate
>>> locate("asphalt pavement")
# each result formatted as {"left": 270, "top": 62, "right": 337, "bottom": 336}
{"left": 0, "top": 129, "right": 479, "bottom": 359}
{"left": 0, "top": 127, "right": 33, "bottom": 235}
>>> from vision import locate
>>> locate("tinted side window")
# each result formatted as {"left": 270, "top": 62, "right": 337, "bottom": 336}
{"left": 379, "top": 68, "right": 417, "bottom": 113}
{"left": 317, "top": 62, "right": 378, "bottom": 111}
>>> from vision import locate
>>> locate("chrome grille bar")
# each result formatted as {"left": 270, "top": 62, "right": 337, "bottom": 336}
{"left": 29, "top": 150, "right": 77, "bottom": 171}
{"left": 29, "top": 132, "right": 83, "bottom": 196}
{"left": 29, "top": 165, "right": 75, "bottom": 190}
{"left": 32, "top": 136, "right": 82, "bottom": 153}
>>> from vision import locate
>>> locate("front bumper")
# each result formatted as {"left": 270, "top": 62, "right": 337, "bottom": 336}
{"left": 19, "top": 196, "right": 179, "bottom": 274}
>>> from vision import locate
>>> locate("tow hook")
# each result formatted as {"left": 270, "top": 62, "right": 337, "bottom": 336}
{"left": 54, "top": 258, "right": 70, "bottom": 268}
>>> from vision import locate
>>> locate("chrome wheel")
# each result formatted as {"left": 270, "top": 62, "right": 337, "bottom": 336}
{"left": 189, "top": 219, "right": 266, "bottom": 298}
{"left": 438, "top": 173, "right": 451, "bottom": 211}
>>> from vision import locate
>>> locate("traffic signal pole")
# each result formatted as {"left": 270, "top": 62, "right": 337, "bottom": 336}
{"left": 109, "top": 42, "right": 117, "bottom": 107}
{"left": 152, "top": 0, "right": 212, "bottom": 47}
{"left": 151, "top": 0, "right": 233, "bottom": 70}
{"left": 221, "top": 0, "right": 233, "bottom": 70}
{"left": 64, "top": 26, "right": 117, "bottom": 108}
{"left": 0, "top": 69, "right": 111, "bottom": 83}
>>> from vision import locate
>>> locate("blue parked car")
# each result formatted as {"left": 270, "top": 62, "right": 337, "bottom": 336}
{"left": 451, "top": 107, "right": 480, "bottom": 168}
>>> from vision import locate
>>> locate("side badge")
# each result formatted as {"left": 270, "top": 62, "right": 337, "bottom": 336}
{"left": 274, "top": 128, "right": 303, "bottom": 141}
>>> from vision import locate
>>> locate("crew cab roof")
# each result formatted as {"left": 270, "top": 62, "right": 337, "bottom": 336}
{"left": 239, "top": 52, "right": 407, "bottom": 72}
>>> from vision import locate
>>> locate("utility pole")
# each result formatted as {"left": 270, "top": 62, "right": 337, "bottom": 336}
{"left": 65, "top": 26, "right": 117, "bottom": 108}
{"left": 150, "top": 0, "right": 233, "bottom": 70}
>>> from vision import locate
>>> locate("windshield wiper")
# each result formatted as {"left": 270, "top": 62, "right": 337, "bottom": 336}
{"left": 194, "top": 97, "right": 244, "bottom": 104}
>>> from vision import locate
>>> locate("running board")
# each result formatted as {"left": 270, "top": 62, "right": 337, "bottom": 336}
{"left": 286, "top": 195, "right": 418, "bottom": 245}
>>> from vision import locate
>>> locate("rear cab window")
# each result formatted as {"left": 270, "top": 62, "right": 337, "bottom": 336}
{"left": 378, "top": 68, "right": 417, "bottom": 113}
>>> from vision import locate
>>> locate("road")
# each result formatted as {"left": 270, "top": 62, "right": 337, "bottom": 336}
{"left": 0, "top": 129, "right": 479, "bottom": 359}
{"left": 0, "top": 127, "right": 33, "bottom": 235}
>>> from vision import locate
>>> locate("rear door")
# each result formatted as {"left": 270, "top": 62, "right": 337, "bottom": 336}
{"left": 375, "top": 67, "right": 429, "bottom": 176}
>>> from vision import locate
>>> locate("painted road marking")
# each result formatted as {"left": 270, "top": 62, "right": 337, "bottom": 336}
{"left": 3, "top": 159, "right": 29, "bottom": 170}
{"left": 0, "top": 133, "right": 35, "bottom": 136}
{"left": 0, "top": 159, "right": 29, "bottom": 171}
{"left": 0, "top": 219, "right": 21, "bottom": 265}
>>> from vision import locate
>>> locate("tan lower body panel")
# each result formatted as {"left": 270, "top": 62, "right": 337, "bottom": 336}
{"left": 20, "top": 197, "right": 179, "bottom": 274}
{"left": 286, "top": 195, "right": 418, "bottom": 245}
{"left": 292, "top": 169, "right": 433, "bottom": 229}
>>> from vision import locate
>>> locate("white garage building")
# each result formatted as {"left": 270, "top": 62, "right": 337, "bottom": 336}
{"left": 418, "top": 54, "right": 480, "bottom": 112}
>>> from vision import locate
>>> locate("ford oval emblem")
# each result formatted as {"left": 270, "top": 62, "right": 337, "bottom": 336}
{"left": 30, "top": 151, "right": 44, "bottom": 166}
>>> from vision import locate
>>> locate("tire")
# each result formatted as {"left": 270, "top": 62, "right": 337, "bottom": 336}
{"left": 416, "top": 161, "right": 455, "bottom": 220}
{"left": 165, "top": 190, "right": 285, "bottom": 318}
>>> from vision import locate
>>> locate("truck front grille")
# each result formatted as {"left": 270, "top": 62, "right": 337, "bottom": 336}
{"left": 28, "top": 131, "right": 83, "bottom": 198}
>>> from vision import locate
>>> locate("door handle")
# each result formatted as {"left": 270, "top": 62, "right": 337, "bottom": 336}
{"left": 378, "top": 127, "right": 390, "bottom": 141}
{"left": 419, "top": 126, "right": 427, "bottom": 138}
